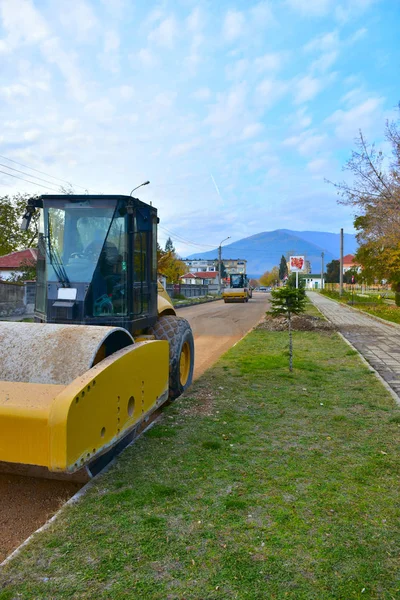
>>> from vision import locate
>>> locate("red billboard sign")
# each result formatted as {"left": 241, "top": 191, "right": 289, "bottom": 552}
{"left": 290, "top": 256, "right": 305, "bottom": 272}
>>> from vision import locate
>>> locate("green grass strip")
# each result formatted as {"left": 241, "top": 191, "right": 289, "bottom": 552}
{"left": 1, "top": 328, "right": 399, "bottom": 599}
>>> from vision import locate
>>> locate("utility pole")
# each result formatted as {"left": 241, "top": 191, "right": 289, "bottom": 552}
{"left": 218, "top": 236, "right": 231, "bottom": 294}
{"left": 321, "top": 251, "right": 324, "bottom": 290}
{"left": 339, "top": 228, "right": 344, "bottom": 296}
{"left": 218, "top": 244, "right": 222, "bottom": 294}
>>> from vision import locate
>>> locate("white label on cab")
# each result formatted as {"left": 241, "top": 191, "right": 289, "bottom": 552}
{"left": 57, "top": 288, "right": 77, "bottom": 300}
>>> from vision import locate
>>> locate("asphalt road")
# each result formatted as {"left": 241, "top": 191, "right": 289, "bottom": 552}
{"left": 0, "top": 292, "right": 270, "bottom": 562}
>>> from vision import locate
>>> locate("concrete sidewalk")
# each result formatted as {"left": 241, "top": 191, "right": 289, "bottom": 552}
{"left": 308, "top": 291, "right": 400, "bottom": 402}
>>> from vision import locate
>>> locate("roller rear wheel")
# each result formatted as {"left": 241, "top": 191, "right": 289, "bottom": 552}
{"left": 148, "top": 315, "right": 195, "bottom": 399}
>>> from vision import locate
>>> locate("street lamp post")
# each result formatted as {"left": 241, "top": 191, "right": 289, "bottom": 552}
{"left": 218, "top": 236, "right": 231, "bottom": 294}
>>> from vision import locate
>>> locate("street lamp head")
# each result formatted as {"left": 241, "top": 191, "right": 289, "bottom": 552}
{"left": 219, "top": 235, "right": 231, "bottom": 246}
{"left": 130, "top": 181, "right": 150, "bottom": 196}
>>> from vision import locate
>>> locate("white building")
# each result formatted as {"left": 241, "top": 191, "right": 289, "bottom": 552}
{"left": 183, "top": 259, "right": 216, "bottom": 273}
{"left": 300, "top": 274, "right": 324, "bottom": 290}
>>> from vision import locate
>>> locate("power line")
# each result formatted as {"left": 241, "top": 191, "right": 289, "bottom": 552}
{"left": 0, "top": 153, "right": 90, "bottom": 192}
{"left": 0, "top": 169, "right": 60, "bottom": 191}
{"left": 159, "top": 225, "right": 216, "bottom": 249}
{"left": 0, "top": 162, "right": 64, "bottom": 189}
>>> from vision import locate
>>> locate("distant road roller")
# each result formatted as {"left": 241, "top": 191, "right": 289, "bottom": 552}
{"left": 0, "top": 194, "right": 194, "bottom": 480}
{"left": 222, "top": 274, "right": 251, "bottom": 303}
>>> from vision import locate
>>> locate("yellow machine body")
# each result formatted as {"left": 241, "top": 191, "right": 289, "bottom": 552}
{"left": 157, "top": 280, "right": 176, "bottom": 317}
{"left": 0, "top": 340, "right": 168, "bottom": 475}
{"left": 222, "top": 288, "right": 248, "bottom": 303}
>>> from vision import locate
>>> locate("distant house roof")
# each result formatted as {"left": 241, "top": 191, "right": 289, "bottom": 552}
{"left": 181, "top": 271, "right": 218, "bottom": 279}
{"left": 342, "top": 254, "right": 360, "bottom": 266}
{"left": 193, "top": 271, "right": 218, "bottom": 279}
{"left": 0, "top": 248, "right": 37, "bottom": 269}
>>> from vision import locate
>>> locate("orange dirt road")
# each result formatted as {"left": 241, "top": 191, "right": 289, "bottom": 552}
{"left": 181, "top": 292, "right": 270, "bottom": 379}
{"left": 0, "top": 292, "right": 270, "bottom": 562}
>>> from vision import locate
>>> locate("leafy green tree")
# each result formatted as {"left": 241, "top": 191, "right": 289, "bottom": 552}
{"left": 220, "top": 262, "right": 227, "bottom": 278}
{"left": 286, "top": 272, "right": 306, "bottom": 289}
{"left": 268, "top": 286, "right": 306, "bottom": 372}
{"left": 165, "top": 237, "right": 175, "bottom": 253}
{"left": 0, "top": 194, "right": 39, "bottom": 256}
{"left": 157, "top": 243, "right": 186, "bottom": 283}
{"left": 325, "top": 259, "right": 340, "bottom": 283}
{"left": 8, "top": 258, "right": 37, "bottom": 282}
{"left": 279, "top": 255, "right": 288, "bottom": 280}
{"left": 260, "top": 266, "right": 279, "bottom": 286}
{"left": 249, "top": 278, "right": 259, "bottom": 288}
{"left": 343, "top": 267, "right": 359, "bottom": 284}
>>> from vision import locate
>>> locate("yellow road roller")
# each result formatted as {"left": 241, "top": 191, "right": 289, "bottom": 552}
{"left": 0, "top": 194, "right": 194, "bottom": 480}
{"left": 222, "top": 274, "right": 251, "bottom": 303}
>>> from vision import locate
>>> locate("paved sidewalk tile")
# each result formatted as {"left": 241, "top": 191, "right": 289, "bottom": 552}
{"left": 308, "top": 291, "right": 400, "bottom": 400}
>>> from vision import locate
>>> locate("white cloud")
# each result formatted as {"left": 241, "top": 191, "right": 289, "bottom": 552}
{"left": 335, "top": 0, "right": 376, "bottom": 24}
{"left": 283, "top": 129, "right": 327, "bottom": 156}
{"left": 60, "top": 119, "right": 79, "bottom": 133}
{"left": 148, "top": 91, "right": 178, "bottom": 121}
{"left": 119, "top": 85, "right": 134, "bottom": 100}
{"left": 310, "top": 51, "right": 338, "bottom": 73}
{"left": 204, "top": 84, "right": 247, "bottom": 136}
{"left": 254, "top": 53, "right": 283, "bottom": 73}
{"left": 255, "top": 78, "right": 289, "bottom": 109}
{"left": 84, "top": 98, "right": 115, "bottom": 120}
{"left": 186, "top": 7, "right": 204, "bottom": 32}
{"left": 294, "top": 75, "right": 323, "bottom": 104}
{"left": 225, "top": 59, "right": 249, "bottom": 80}
{"left": 304, "top": 30, "right": 339, "bottom": 53}
{"left": 134, "top": 48, "right": 158, "bottom": 68}
{"left": 325, "top": 97, "right": 384, "bottom": 141}
{"left": 99, "top": 30, "right": 121, "bottom": 73}
{"left": 241, "top": 123, "right": 264, "bottom": 140}
{"left": 104, "top": 30, "right": 120, "bottom": 53}
{"left": 185, "top": 32, "right": 204, "bottom": 75}
{"left": 250, "top": 141, "right": 269, "bottom": 154}
{"left": 100, "top": 0, "right": 128, "bottom": 20}
{"left": 286, "top": 0, "right": 332, "bottom": 17}
{"left": 222, "top": 9, "right": 245, "bottom": 43}
{"left": 349, "top": 27, "right": 367, "bottom": 43}
{"left": 250, "top": 2, "right": 275, "bottom": 27}
{"left": 340, "top": 87, "right": 364, "bottom": 105}
{"left": 170, "top": 139, "right": 201, "bottom": 157}
{"left": 59, "top": 0, "right": 99, "bottom": 40}
{"left": 307, "top": 157, "right": 330, "bottom": 173}
{"left": 148, "top": 16, "right": 178, "bottom": 49}
{"left": 0, "top": 83, "right": 29, "bottom": 98}
{"left": 192, "top": 87, "right": 211, "bottom": 101}
{"left": 0, "top": 0, "right": 49, "bottom": 51}
{"left": 154, "top": 91, "right": 177, "bottom": 109}
{"left": 23, "top": 129, "right": 40, "bottom": 141}
{"left": 288, "top": 107, "right": 313, "bottom": 129}
{"left": 40, "top": 37, "right": 87, "bottom": 102}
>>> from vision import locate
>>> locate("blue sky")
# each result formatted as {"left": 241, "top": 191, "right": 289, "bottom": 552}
{"left": 0, "top": 0, "right": 399, "bottom": 256}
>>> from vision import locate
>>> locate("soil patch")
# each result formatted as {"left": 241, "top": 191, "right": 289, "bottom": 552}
{"left": 257, "top": 314, "right": 334, "bottom": 332}
{"left": 0, "top": 474, "right": 80, "bottom": 562}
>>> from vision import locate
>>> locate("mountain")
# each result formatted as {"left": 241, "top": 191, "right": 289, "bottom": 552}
{"left": 186, "top": 229, "right": 358, "bottom": 277}
{"left": 280, "top": 230, "right": 358, "bottom": 257}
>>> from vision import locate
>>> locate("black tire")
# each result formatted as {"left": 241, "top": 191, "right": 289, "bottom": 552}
{"left": 148, "top": 315, "right": 195, "bottom": 400}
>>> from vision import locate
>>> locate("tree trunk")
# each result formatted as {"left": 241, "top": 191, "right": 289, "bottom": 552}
{"left": 288, "top": 311, "right": 293, "bottom": 372}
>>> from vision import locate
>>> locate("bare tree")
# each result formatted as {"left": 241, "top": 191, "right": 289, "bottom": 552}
{"left": 328, "top": 107, "right": 400, "bottom": 248}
